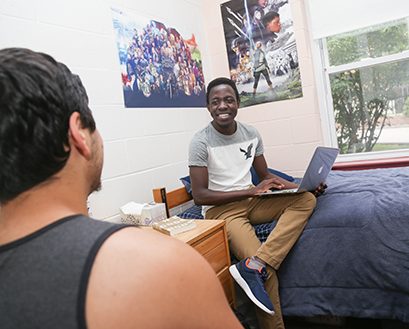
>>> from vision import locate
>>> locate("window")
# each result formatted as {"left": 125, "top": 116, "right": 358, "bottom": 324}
{"left": 321, "top": 18, "right": 409, "bottom": 155}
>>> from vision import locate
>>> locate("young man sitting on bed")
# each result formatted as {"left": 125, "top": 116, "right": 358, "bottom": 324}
{"left": 0, "top": 49, "right": 243, "bottom": 329}
{"left": 188, "top": 77, "right": 326, "bottom": 329}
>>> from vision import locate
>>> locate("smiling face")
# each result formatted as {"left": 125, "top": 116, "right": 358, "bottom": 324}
{"left": 207, "top": 84, "right": 240, "bottom": 135}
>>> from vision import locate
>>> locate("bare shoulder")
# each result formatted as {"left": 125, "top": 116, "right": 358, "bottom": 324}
{"left": 86, "top": 226, "right": 242, "bottom": 329}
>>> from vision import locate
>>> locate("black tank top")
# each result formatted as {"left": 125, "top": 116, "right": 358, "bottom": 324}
{"left": 0, "top": 215, "right": 131, "bottom": 328}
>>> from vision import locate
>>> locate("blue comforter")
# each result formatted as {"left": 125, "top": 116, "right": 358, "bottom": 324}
{"left": 277, "top": 166, "right": 409, "bottom": 322}
{"left": 178, "top": 167, "right": 409, "bottom": 322}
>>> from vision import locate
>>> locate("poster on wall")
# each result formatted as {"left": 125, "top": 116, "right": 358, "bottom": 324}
{"left": 220, "top": 0, "right": 302, "bottom": 108}
{"left": 111, "top": 8, "right": 206, "bottom": 108}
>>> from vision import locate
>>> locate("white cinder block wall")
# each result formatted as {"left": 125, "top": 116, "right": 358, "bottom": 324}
{"left": 0, "top": 0, "right": 213, "bottom": 222}
{"left": 0, "top": 0, "right": 324, "bottom": 222}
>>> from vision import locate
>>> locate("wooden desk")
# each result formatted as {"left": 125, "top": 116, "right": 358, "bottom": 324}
{"left": 142, "top": 220, "right": 236, "bottom": 308}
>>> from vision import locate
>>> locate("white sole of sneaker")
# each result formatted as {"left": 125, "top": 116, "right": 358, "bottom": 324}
{"left": 229, "top": 265, "right": 275, "bottom": 316}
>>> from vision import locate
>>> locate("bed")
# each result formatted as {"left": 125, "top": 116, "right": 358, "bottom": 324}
{"left": 153, "top": 158, "right": 409, "bottom": 325}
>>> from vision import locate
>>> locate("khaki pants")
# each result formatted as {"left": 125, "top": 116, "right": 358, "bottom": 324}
{"left": 206, "top": 192, "right": 316, "bottom": 329}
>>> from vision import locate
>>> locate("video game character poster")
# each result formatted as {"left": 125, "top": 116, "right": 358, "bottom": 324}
{"left": 111, "top": 8, "right": 206, "bottom": 108}
{"left": 220, "top": 0, "right": 302, "bottom": 108}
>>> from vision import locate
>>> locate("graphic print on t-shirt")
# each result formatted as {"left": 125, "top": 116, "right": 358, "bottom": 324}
{"left": 239, "top": 143, "right": 253, "bottom": 160}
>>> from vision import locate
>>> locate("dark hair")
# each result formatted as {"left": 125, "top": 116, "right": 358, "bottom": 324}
{"left": 0, "top": 48, "right": 96, "bottom": 203}
{"left": 206, "top": 77, "right": 240, "bottom": 104}
{"left": 263, "top": 11, "right": 279, "bottom": 27}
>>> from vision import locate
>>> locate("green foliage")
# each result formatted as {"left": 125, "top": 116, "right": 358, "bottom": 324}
{"left": 373, "top": 143, "right": 409, "bottom": 151}
{"left": 327, "top": 20, "right": 409, "bottom": 66}
{"left": 331, "top": 70, "right": 391, "bottom": 153}
{"left": 366, "top": 24, "right": 409, "bottom": 58}
{"left": 327, "top": 35, "right": 360, "bottom": 66}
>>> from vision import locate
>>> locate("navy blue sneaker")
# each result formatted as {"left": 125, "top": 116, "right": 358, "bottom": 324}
{"left": 229, "top": 257, "right": 275, "bottom": 315}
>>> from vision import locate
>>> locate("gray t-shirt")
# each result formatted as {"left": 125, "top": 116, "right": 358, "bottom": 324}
{"left": 189, "top": 121, "right": 264, "bottom": 213}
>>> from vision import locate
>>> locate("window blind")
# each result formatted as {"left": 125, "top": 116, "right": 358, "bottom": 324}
{"left": 306, "top": 0, "right": 409, "bottom": 39}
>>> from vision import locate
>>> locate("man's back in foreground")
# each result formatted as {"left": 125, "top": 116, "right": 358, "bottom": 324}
{"left": 0, "top": 48, "right": 243, "bottom": 329}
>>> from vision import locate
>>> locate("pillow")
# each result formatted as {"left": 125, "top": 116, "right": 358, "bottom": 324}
{"left": 250, "top": 167, "right": 294, "bottom": 185}
{"left": 180, "top": 175, "right": 192, "bottom": 195}
{"left": 180, "top": 168, "right": 294, "bottom": 195}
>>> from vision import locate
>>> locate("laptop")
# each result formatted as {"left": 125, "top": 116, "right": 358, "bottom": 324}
{"left": 255, "top": 147, "right": 340, "bottom": 196}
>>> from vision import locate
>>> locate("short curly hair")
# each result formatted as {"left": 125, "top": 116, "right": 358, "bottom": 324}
{"left": 0, "top": 48, "right": 96, "bottom": 203}
{"left": 206, "top": 77, "right": 240, "bottom": 105}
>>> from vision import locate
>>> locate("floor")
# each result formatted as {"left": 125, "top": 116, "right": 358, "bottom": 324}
{"left": 238, "top": 309, "right": 408, "bottom": 329}
{"left": 234, "top": 283, "right": 409, "bottom": 329}
{"left": 284, "top": 317, "right": 409, "bottom": 329}
{"left": 284, "top": 316, "right": 381, "bottom": 329}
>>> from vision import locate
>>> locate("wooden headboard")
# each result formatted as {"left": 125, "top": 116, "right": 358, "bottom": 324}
{"left": 153, "top": 187, "right": 192, "bottom": 217}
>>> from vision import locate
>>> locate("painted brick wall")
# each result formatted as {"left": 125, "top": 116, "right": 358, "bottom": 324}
{"left": 0, "top": 0, "right": 214, "bottom": 222}
{"left": 0, "top": 0, "right": 324, "bottom": 222}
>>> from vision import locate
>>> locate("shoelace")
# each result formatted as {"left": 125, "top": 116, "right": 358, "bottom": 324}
{"left": 257, "top": 267, "right": 269, "bottom": 294}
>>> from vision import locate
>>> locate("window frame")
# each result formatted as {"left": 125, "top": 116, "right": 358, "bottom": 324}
{"left": 312, "top": 31, "right": 409, "bottom": 162}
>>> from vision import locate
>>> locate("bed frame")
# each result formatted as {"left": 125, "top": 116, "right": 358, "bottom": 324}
{"left": 153, "top": 187, "right": 192, "bottom": 218}
{"left": 332, "top": 156, "right": 409, "bottom": 170}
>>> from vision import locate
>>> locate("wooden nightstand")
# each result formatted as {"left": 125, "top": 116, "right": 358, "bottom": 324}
{"left": 142, "top": 220, "right": 236, "bottom": 308}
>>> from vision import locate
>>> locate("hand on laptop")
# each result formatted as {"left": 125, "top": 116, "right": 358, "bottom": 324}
{"left": 253, "top": 178, "right": 285, "bottom": 195}
{"left": 312, "top": 182, "right": 327, "bottom": 197}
